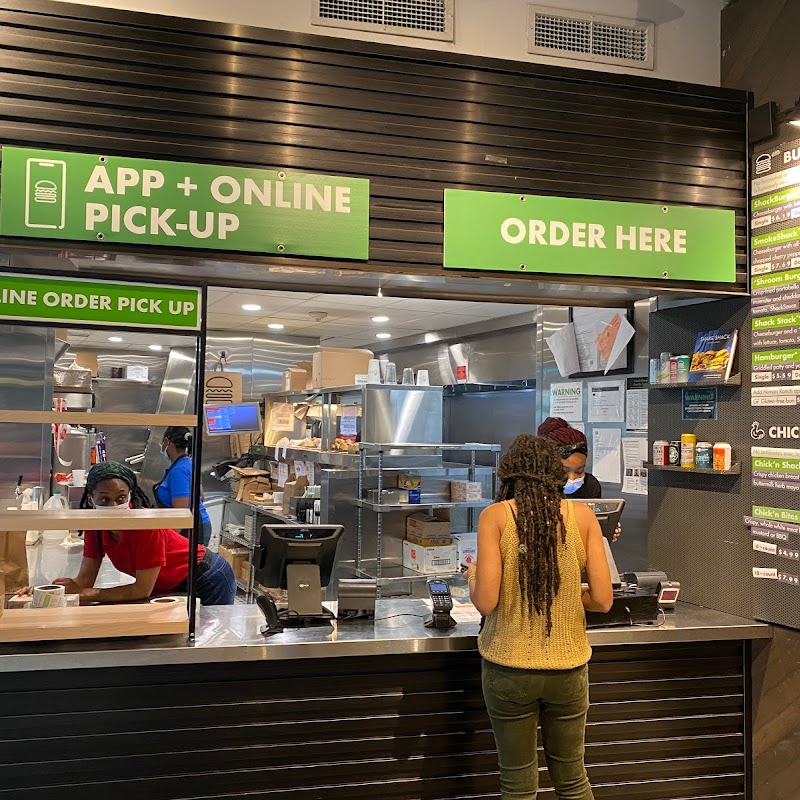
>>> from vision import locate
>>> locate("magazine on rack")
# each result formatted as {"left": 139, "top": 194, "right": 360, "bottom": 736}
{"left": 688, "top": 328, "right": 738, "bottom": 383}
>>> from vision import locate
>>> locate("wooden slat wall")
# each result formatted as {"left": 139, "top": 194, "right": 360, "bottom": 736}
{"left": 0, "top": 0, "right": 749, "bottom": 291}
{"left": 0, "top": 642, "right": 747, "bottom": 799}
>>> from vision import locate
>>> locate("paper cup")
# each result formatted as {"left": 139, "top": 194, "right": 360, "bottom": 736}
{"left": 32, "top": 585, "right": 66, "bottom": 608}
{"left": 416, "top": 370, "right": 430, "bottom": 386}
{"left": 72, "top": 469, "right": 87, "bottom": 487}
{"left": 367, "top": 359, "right": 382, "bottom": 384}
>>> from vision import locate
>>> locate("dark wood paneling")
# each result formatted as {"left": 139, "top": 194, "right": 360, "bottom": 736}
{"left": 0, "top": 642, "right": 747, "bottom": 799}
{"left": 0, "top": 0, "right": 748, "bottom": 291}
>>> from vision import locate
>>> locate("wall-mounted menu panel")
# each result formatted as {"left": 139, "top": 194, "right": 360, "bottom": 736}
{"left": 749, "top": 135, "right": 800, "bottom": 629}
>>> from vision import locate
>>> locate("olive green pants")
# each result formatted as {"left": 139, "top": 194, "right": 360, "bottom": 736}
{"left": 481, "top": 659, "right": 594, "bottom": 800}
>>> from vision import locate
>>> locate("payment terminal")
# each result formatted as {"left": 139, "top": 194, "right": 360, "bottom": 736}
{"left": 425, "top": 579, "right": 457, "bottom": 629}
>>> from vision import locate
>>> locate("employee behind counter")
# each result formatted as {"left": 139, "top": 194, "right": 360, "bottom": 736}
{"left": 20, "top": 463, "right": 236, "bottom": 606}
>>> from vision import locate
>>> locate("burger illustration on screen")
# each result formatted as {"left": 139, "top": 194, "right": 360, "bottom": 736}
{"left": 205, "top": 375, "right": 236, "bottom": 404}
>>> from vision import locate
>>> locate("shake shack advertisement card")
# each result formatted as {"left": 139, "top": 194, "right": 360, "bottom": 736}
{"left": 688, "top": 329, "right": 738, "bottom": 383}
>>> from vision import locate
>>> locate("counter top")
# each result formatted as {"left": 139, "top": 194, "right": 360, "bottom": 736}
{"left": 0, "top": 600, "right": 771, "bottom": 673}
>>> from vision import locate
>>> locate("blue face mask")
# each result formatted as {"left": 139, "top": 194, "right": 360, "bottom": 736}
{"left": 563, "top": 476, "right": 585, "bottom": 495}
{"left": 161, "top": 447, "right": 170, "bottom": 462}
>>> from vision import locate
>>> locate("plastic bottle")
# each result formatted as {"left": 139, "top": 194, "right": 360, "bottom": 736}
{"left": 22, "top": 487, "right": 42, "bottom": 546}
{"left": 41, "top": 491, "right": 69, "bottom": 541}
{"left": 96, "top": 432, "right": 107, "bottom": 463}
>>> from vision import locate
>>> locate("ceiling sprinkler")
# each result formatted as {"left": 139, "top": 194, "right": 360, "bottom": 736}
{"left": 309, "top": 311, "right": 328, "bottom": 322}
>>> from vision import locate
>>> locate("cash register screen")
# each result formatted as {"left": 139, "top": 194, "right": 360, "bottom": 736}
{"left": 571, "top": 499, "right": 625, "bottom": 542}
{"left": 204, "top": 402, "right": 262, "bottom": 435}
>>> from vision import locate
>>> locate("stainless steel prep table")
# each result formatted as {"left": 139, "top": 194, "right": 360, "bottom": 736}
{"left": 0, "top": 602, "right": 770, "bottom": 800}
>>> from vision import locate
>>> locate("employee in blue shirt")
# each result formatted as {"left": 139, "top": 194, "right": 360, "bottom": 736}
{"left": 154, "top": 426, "right": 212, "bottom": 546}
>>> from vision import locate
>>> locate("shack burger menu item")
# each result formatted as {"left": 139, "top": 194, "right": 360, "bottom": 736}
{"left": 688, "top": 328, "right": 738, "bottom": 383}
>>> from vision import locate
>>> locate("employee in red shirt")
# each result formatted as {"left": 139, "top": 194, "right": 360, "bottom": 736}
{"left": 53, "top": 462, "right": 236, "bottom": 606}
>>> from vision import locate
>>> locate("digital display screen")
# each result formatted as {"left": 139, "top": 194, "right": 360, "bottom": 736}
{"left": 429, "top": 581, "right": 449, "bottom": 594}
{"left": 659, "top": 588, "right": 679, "bottom": 602}
{"left": 204, "top": 403, "right": 261, "bottom": 435}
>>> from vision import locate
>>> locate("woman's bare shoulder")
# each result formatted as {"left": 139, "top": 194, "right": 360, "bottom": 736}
{"left": 480, "top": 501, "right": 509, "bottom": 525}
{"left": 562, "top": 499, "right": 593, "bottom": 527}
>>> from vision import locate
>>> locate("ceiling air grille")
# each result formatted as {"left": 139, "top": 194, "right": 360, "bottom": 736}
{"left": 529, "top": 5, "right": 654, "bottom": 70}
{"left": 313, "top": 0, "right": 454, "bottom": 41}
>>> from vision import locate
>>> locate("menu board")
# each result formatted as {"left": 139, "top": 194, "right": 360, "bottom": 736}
{"left": 749, "top": 137, "right": 800, "bottom": 626}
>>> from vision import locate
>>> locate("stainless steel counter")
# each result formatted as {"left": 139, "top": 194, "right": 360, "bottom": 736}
{"left": 0, "top": 599, "right": 771, "bottom": 673}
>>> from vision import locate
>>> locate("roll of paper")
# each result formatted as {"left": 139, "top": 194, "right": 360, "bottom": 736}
{"left": 149, "top": 596, "right": 181, "bottom": 605}
{"left": 32, "top": 585, "right": 66, "bottom": 608}
{"left": 64, "top": 594, "right": 80, "bottom": 607}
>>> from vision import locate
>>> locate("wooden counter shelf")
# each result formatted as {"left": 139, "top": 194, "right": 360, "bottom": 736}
{"left": 0, "top": 602, "right": 189, "bottom": 643}
{"left": 0, "top": 411, "right": 197, "bottom": 426}
{"left": 0, "top": 508, "right": 193, "bottom": 530}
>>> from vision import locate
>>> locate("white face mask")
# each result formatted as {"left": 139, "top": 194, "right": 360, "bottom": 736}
{"left": 92, "top": 496, "right": 131, "bottom": 510}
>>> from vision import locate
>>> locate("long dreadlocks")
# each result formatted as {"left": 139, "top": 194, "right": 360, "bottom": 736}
{"left": 78, "top": 462, "right": 152, "bottom": 510}
{"left": 496, "top": 434, "right": 568, "bottom": 636}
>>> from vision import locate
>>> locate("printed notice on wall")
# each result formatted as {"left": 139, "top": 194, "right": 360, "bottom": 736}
{"left": 268, "top": 402, "right": 295, "bottom": 432}
{"left": 625, "top": 389, "right": 648, "bottom": 431}
{"left": 550, "top": 382, "right": 583, "bottom": 421}
{"left": 592, "top": 428, "right": 621, "bottom": 484}
{"left": 622, "top": 437, "right": 648, "bottom": 495}
{"left": 588, "top": 379, "right": 626, "bottom": 423}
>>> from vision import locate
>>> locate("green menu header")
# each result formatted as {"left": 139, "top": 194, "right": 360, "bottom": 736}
{"left": 443, "top": 189, "right": 737, "bottom": 283}
{"left": 0, "top": 273, "right": 201, "bottom": 330}
{"left": 0, "top": 147, "right": 369, "bottom": 260}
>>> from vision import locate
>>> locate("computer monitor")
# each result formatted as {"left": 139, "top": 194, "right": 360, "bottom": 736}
{"left": 254, "top": 524, "right": 343, "bottom": 626}
{"left": 571, "top": 498, "right": 625, "bottom": 543}
{"left": 204, "top": 402, "right": 262, "bottom": 436}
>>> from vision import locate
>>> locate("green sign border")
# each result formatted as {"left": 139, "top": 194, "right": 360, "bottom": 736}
{"left": 0, "top": 272, "right": 202, "bottom": 331}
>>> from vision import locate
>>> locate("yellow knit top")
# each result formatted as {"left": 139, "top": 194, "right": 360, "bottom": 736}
{"left": 478, "top": 500, "right": 591, "bottom": 670}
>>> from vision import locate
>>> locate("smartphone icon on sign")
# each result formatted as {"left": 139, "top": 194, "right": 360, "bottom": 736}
{"left": 25, "top": 158, "right": 66, "bottom": 229}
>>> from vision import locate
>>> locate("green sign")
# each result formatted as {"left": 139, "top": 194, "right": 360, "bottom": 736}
{"left": 753, "top": 505, "right": 800, "bottom": 524}
{"left": 0, "top": 273, "right": 201, "bottom": 330}
{"left": 0, "top": 147, "right": 369, "bottom": 260}
{"left": 443, "top": 189, "right": 737, "bottom": 282}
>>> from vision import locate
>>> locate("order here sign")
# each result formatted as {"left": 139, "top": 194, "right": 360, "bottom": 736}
{"left": 0, "top": 273, "right": 201, "bottom": 330}
{"left": 0, "top": 147, "right": 369, "bottom": 260}
{"left": 443, "top": 189, "right": 737, "bottom": 283}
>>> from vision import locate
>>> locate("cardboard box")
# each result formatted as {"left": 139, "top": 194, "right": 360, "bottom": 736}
{"left": 282, "top": 368, "right": 308, "bottom": 392}
{"left": 451, "top": 532, "right": 478, "bottom": 568}
{"left": 74, "top": 351, "right": 99, "bottom": 377}
{"left": 312, "top": 347, "right": 374, "bottom": 389}
{"left": 451, "top": 481, "right": 483, "bottom": 502}
{"left": 220, "top": 545, "right": 249, "bottom": 577}
{"left": 402, "top": 540, "right": 458, "bottom": 574}
{"left": 296, "top": 361, "right": 314, "bottom": 389}
{"left": 282, "top": 475, "right": 309, "bottom": 515}
{"left": 406, "top": 512, "right": 451, "bottom": 539}
{"left": 239, "top": 560, "right": 251, "bottom": 583}
{"left": 406, "top": 530, "right": 452, "bottom": 547}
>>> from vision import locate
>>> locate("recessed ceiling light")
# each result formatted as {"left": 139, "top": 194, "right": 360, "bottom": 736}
{"left": 424, "top": 333, "right": 438, "bottom": 344}
{"left": 107, "top": 336, "right": 123, "bottom": 343}
{"left": 242, "top": 303, "right": 262, "bottom": 311}
{"left": 148, "top": 344, "right": 163, "bottom": 351}
{"left": 376, "top": 332, "right": 392, "bottom": 340}
{"left": 268, "top": 323, "right": 285, "bottom": 330}
{"left": 371, "top": 315, "right": 390, "bottom": 323}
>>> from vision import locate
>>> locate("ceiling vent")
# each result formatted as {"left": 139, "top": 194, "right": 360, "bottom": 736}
{"left": 528, "top": 5, "right": 654, "bottom": 70}
{"left": 313, "top": 0, "right": 454, "bottom": 41}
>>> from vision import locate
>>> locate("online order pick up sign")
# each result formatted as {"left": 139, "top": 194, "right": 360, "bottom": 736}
{"left": 0, "top": 273, "right": 201, "bottom": 331}
{"left": 443, "top": 189, "right": 736, "bottom": 283}
{"left": 0, "top": 147, "right": 369, "bottom": 260}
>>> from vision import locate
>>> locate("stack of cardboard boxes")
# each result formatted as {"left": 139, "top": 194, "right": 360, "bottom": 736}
{"left": 280, "top": 347, "right": 374, "bottom": 392}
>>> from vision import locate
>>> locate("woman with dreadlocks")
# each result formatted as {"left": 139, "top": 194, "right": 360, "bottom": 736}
{"left": 48, "top": 462, "right": 236, "bottom": 606}
{"left": 465, "top": 435, "right": 612, "bottom": 800}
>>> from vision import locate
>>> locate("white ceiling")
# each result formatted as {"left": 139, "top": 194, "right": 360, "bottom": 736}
{"left": 65, "top": 287, "right": 536, "bottom": 350}
{"left": 206, "top": 287, "right": 537, "bottom": 348}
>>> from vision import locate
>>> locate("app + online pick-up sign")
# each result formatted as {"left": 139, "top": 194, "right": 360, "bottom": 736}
{"left": 0, "top": 147, "right": 369, "bottom": 260}
{"left": 443, "top": 189, "right": 736, "bottom": 283}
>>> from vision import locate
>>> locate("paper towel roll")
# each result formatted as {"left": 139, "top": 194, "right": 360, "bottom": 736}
{"left": 32, "top": 585, "right": 66, "bottom": 608}
{"left": 149, "top": 596, "right": 181, "bottom": 605}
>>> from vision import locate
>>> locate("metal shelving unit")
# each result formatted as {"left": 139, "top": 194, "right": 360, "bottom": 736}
{"left": 355, "top": 442, "right": 501, "bottom": 591}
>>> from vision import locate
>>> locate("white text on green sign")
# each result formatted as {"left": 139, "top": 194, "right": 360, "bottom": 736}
{"left": 0, "top": 148, "right": 369, "bottom": 260}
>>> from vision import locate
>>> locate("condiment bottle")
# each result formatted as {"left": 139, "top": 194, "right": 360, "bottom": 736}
{"left": 713, "top": 442, "right": 732, "bottom": 471}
